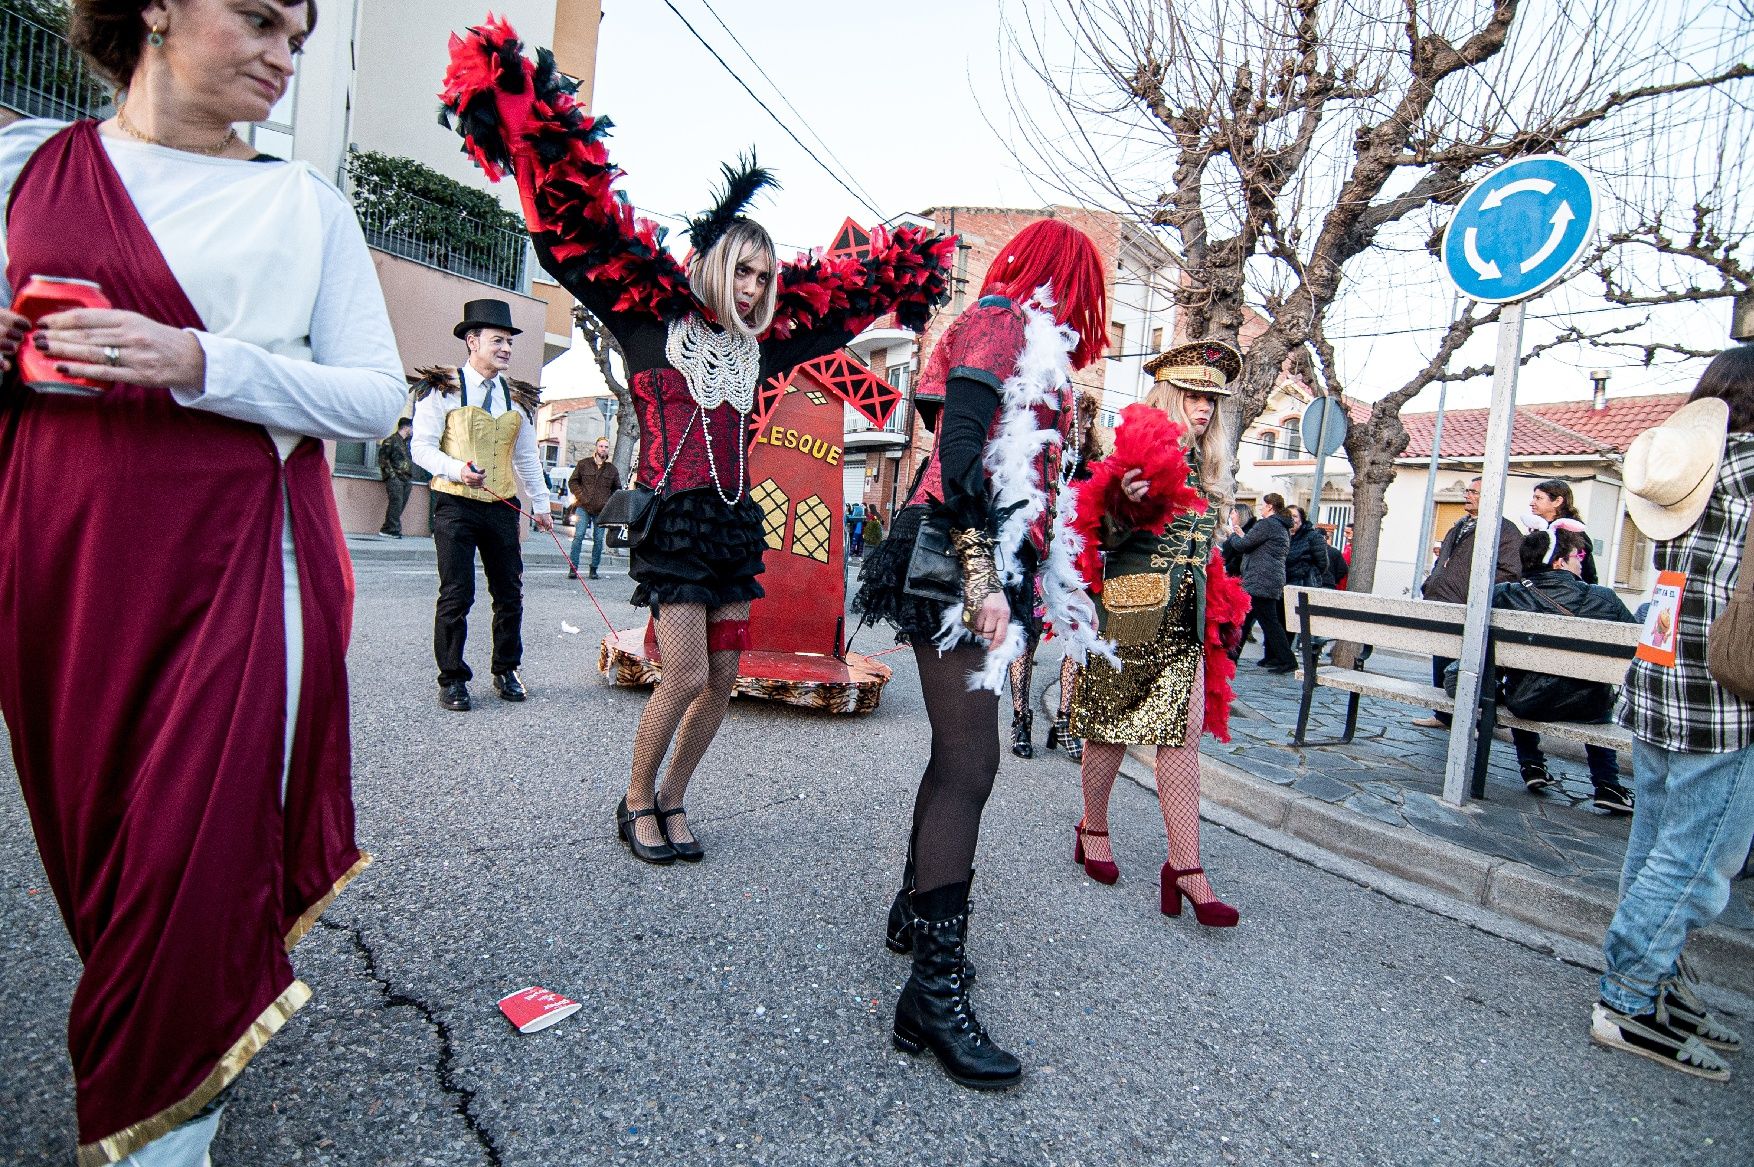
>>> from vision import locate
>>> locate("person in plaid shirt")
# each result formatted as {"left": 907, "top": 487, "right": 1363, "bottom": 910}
{"left": 1592, "top": 347, "right": 1754, "bottom": 1082}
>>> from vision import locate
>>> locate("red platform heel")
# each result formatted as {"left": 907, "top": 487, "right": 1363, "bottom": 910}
{"left": 1160, "top": 864, "right": 1238, "bottom": 927}
{"left": 1074, "top": 819, "right": 1120, "bottom": 885}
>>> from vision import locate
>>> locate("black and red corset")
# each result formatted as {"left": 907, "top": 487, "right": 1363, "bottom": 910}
{"left": 634, "top": 367, "right": 751, "bottom": 495}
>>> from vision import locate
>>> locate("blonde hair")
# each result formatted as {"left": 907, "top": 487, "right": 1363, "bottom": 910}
{"left": 689, "top": 219, "right": 777, "bottom": 337}
{"left": 1145, "top": 382, "right": 1236, "bottom": 506}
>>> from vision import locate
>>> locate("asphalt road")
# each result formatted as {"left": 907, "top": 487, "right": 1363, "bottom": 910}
{"left": 3, "top": 540, "right": 1750, "bottom": 1166}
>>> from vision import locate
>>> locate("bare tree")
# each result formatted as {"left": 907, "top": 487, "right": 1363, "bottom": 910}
{"left": 572, "top": 306, "right": 639, "bottom": 484}
{"left": 1001, "top": 0, "right": 1753, "bottom": 595}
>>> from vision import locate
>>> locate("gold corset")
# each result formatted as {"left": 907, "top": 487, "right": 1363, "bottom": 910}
{"left": 431, "top": 406, "right": 522, "bottom": 503}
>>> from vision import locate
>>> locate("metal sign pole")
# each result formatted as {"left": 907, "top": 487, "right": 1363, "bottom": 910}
{"left": 1441, "top": 301, "right": 1525, "bottom": 805}
{"left": 1307, "top": 396, "right": 1331, "bottom": 528}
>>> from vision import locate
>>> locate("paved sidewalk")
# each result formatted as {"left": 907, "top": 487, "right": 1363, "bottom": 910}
{"left": 1148, "top": 644, "right": 1754, "bottom": 997}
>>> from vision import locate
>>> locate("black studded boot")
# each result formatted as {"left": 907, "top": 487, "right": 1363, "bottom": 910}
{"left": 891, "top": 881, "right": 1020, "bottom": 1091}
{"left": 1010, "top": 708, "right": 1034, "bottom": 759}
{"left": 886, "top": 855, "right": 977, "bottom": 981}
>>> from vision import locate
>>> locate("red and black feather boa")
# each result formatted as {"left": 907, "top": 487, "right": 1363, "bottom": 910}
{"left": 1069, "top": 404, "right": 1250, "bottom": 742}
{"left": 439, "top": 18, "right": 954, "bottom": 335}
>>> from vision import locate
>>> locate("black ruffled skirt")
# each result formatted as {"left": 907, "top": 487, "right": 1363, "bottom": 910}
{"left": 852, "top": 504, "right": 1040, "bottom": 644}
{"left": 851, "top": 505, "right": 944, "bottom": 641}
{"left": 630, "top": 487, "right": 767, "bottom": 611}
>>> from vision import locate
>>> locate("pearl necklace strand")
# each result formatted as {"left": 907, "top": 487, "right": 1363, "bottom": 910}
{"left": 666, "top": 313, "right": 759, "bottom": 415}
{"left": 666, "top": 314, "right": 757, "bottom": 506}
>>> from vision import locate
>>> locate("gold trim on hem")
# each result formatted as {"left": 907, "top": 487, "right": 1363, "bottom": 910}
{"left": 77, "top": 980, "right": 312, "bottom": 1167}
{"left": 284, "top": 851, "right": 373, "bottom": 951}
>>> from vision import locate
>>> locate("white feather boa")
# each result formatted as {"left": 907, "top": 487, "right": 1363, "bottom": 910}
{"left": 933, "top": 290, "right": 1117, "bottom": 691}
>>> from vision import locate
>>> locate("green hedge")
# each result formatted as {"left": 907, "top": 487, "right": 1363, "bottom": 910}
{"left": 346, "top": 148, "right": 527, "bottom": 288}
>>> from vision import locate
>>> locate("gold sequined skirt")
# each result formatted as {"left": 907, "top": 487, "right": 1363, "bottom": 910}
{"left": 1070, "top": 615, "right": 1202, "bottom": 747}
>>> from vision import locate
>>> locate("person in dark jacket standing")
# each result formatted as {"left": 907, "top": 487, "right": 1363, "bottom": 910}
{"left": 568, "top": 436, "right": 619, "bottom": 579}
{"left": 1223, "top": 492, "right": 1295, "bottom": 672}
{"left": 1284, "top": 505, "right": 1334, "bottom": 588}
{"left": 1491, "top": 527, "right": 1636, "bottom": 812}
{"left": 378, "top": 417, "right": 415, "bottom": 538}
{"left": 1414, "top": 476, "right": 1522, "bottom": 727}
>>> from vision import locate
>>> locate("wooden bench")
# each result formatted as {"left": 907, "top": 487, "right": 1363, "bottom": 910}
{"left": 1285, "top": 586, "right": 1641, "bottom": 797}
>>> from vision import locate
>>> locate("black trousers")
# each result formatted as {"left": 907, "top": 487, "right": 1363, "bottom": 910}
{"left": 432, "top": 493, "right": 523, "bottom": 684}
{"left": 1430, "top": 656, "right": 1456, "bottom": 726}
{"left": 381, "top": 476, "right": 411, "bottom": 536}
{"left": 1251, "top": 592, "right": 1295, "bottom": 667}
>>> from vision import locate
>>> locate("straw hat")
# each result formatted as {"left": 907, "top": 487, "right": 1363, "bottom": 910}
{"left": 1622, "top": 397, "right": 1730, "bottom": 541}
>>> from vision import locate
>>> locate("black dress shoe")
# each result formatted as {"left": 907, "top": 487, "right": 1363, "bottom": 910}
{"left": 616, "top": 797, "right": 676, "bottom": 865}
{"left": 657, "top": 803, "right": 705, "bottom": 862}
{"left": 438, "top": 681, "right": 471, "bottom": 712}
{"left": 493, "top": 670, "right": 526, "bottom": 701}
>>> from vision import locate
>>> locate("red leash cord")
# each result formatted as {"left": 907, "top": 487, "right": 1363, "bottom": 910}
{"left": 481, "top": 488, "right": 620, "bottom": 635}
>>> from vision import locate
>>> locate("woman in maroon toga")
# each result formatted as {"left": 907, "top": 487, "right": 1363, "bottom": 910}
{"left": 0, "top": 1, "right": 404, "bottom": 1162}
{"left": 438, "top": 19, "right": 952, "bottom": 866}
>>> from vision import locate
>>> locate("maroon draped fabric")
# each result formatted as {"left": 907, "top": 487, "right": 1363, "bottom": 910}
{"left": 0, "top": 121, "right": 364, "bottom": 1162}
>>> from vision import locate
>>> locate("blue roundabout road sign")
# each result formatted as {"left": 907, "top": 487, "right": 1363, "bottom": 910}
{"left": 1440, "top": 154, "right": 1597, "bottom": 304}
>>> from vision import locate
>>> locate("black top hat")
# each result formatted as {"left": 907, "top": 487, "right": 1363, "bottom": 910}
{"left": 454, "top": 298, "right": 523, "bottom": 340}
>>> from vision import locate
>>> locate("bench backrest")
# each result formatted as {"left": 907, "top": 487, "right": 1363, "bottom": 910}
{"left": 1487, "top": 608, "right": 1640, "bottom": 685}
{"left": 1287, "top": 587, "right": 1467, "bottom": 659}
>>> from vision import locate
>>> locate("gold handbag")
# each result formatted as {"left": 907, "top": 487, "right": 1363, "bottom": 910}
{"left": 1101, "top": 572, "right": 1169, "bottom": 646}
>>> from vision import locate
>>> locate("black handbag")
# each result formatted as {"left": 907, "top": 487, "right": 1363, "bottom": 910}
{"left": 903, "top": 512, "right": 962, "bottom": 605}
{"left": 598, "top": 484, "right": 661, "bottom": 549}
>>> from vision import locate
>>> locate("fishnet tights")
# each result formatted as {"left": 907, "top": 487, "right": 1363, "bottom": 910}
{"left": 1076, "top": 659, "right": 1219, "bottom": 903}
{"left": 626, "top": 601, "right": 747, "bottom": 847}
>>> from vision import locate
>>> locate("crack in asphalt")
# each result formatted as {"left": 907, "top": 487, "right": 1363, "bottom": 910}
{"left": 316, "top": 917, "right": 504, "bottom": 1166}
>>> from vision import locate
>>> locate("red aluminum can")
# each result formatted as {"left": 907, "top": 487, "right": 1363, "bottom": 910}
{"left": 13, "top": 275, "right": 113, "bottom": 395}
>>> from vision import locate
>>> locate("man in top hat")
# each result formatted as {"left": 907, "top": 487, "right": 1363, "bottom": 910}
{"left": 411, "top": 299, "right": 553, "bottom": 712}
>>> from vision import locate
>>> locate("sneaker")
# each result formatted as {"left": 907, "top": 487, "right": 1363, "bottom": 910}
{"left": 1590, "top": 1001, "right": 1731, "bottom": 1081}
{"left": 1520, "top": 763, "right": 1554, "bottom": 793}
{"left": 1659, "top": 968, "right": 1743, "bottom": 1052}
{"left": 1592, "top": 785, "right": 1635, "bottom": 815}
{"left": 1412, "top": 716, "right": 1446, "bottom": 729}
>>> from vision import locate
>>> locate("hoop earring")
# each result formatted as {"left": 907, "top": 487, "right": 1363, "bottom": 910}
{"left": 147, "top": 25, "right": 165, "bottom": 48}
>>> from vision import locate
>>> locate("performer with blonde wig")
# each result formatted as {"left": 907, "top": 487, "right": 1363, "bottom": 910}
{"left": 1067, "top": 341, "right": 1252, "bottom": 927}
{"left": 438, "top": 18, "right": 952, "bottom": 866}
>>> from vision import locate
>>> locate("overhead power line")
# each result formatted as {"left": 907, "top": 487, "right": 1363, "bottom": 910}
{"left": 659, "top": 0, "right": 885, "bottom": 221}
{"left": 692, "top": 0, "right": 886, "bottom": 216}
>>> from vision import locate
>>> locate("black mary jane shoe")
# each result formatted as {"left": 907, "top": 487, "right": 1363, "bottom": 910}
{"left": 615, "top": 797, "right": 676, "bottom": 865}
{"left": 657, "top": 803, "right": 705, "bottom": 862}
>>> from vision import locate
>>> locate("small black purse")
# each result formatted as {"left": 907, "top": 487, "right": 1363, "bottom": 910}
{"left": 598, "top": 485, "right": 662, "bottom": 549}
{"left": 903, "top": 512, "right": 962, "bottom": 605}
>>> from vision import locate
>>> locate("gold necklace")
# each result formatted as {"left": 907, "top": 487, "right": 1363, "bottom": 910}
{"left": 116, "top": 107, "right": 239, "bottom": 156}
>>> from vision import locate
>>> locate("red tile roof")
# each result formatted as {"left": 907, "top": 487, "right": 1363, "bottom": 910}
{"left": 1396, "top": 393, "right": 1688, "bottom": 460}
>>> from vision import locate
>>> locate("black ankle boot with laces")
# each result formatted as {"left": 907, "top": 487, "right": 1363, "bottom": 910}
{"left": 892, "top": 880, "right": 1021, "bottom": 1090}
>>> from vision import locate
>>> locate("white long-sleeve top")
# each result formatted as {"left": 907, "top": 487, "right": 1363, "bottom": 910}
{"left": 410, "top": 361, "right": 551, "bottom": 510}
{"left": 0, "top": 119, "right": 404, "bottom": 457}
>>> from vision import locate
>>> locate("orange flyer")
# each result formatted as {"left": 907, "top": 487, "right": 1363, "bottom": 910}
{"left": 1635, "top": 571, "right": 1685, "bottom": 667}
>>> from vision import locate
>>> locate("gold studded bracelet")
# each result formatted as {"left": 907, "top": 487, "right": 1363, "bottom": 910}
{"left": 951, "top": 528, "right": 1002, "bottom": 626}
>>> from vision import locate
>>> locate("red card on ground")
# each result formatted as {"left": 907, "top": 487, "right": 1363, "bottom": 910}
{"left": 497, "top": 986, "right": 581, "bottom": 1033}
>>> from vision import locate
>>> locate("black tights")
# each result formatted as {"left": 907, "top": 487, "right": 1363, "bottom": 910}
{"left": 908, "top": 642, "right": 1001, "bottom": 894}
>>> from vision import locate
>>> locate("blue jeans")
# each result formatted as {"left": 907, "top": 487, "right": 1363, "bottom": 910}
{"left": 1599, "top": 739, "right": 1754, "bottom": 1013}
{"left": 569, "top": 511, "right": 606, "bottom": 574}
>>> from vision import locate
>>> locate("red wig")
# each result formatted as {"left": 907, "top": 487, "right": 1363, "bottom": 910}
{"left": 979, "top": 219, "right": 1108, "bottom": 369}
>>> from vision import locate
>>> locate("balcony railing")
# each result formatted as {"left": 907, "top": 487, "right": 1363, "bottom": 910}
{"left": 0, "top": 8, "right": 113, "bottom": 122}
{"left": 353, "top": 191, "right": 529, "bottom": 293}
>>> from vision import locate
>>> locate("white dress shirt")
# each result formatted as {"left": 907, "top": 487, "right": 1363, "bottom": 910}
{"left": 411, "top": 361, "right": 551, "bottom": 510}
